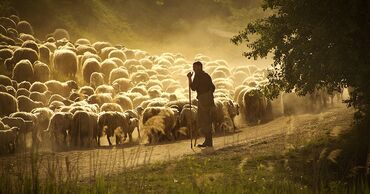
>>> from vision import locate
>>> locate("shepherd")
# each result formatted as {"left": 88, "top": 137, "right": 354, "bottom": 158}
{"left": 187, "top": 61, "right": 216, "bottom": 148}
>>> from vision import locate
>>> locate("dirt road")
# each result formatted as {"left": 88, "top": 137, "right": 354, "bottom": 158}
{"left": 0, "top": 105, "right": 354, "bottom": 181}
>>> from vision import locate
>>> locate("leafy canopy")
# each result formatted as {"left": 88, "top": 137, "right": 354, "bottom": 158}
{"left": 232, "top": 0, "right": 370, "bottom": 112}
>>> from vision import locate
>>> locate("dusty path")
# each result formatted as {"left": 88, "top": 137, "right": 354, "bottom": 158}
{"left": 0, "top": 105, "right": 354, "bottom": 181}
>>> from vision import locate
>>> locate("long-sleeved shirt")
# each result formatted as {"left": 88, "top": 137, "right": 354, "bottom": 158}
{"left": 190, "top": 71, "right": 215, "bottom": 97}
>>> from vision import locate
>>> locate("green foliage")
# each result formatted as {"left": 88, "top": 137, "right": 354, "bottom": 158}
{"left": 232, "top": 0, "right": 369, "bottom": 98}
{"left": 232, "top": 0, "right": 370, "bottom": 182}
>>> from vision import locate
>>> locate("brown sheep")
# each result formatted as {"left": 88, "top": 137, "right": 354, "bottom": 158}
{"left": 70, "top": 111, "right": 98, "bottom": 148}
{"left": 47, "top": 112, "right": 73, "bottom": 150}
{"left": 100, "top": 103, "right": 123, "bottom": 112}
{"left": 113, "top": 95, "right": 133, "bottom": 112}
{"left": 53, "top": 49, "right": 78, "bottom": 79}
{"left": 33, "top": 62, "right": 50, "bottom": 82}
{"left": 97, "top": 111, "right": 130, "bottom": 146}
{"left": 82, "top": 58, "right": 101, "bottom": 83}
{"left": 0, "top": 92, "right": 18, "bottom": 117}
{"left": 12, "top": 59, "right": 34, "bottom": 83}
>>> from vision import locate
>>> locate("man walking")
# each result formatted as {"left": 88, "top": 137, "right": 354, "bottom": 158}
{"left": 187, "top": 61, "right": 215, "bottom": 147}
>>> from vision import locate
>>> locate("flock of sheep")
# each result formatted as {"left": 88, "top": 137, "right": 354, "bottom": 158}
{"left": 0, "top": 15, "right": 338, "bottom": 154}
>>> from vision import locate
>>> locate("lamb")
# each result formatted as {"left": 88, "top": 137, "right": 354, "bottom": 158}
{"left": 19, "top": 33, "right": 36, "bottom": 42}
{"left": 141, "top": 107, "right": 178, "bottom": 144}
{"left": 69, "top": 90, "right": 85, "bottom": 102}
{"left": 5, "top": 86, "right": 16, "bottom": 97}
{"left": 139, "top": 58, "right": 153, "bottom": 69}
{"left": 9, "top": 15, "right": 20, "bottom": 24}
{"left": 18, "top": 81, "right": 31, "bottom": 90}
{"left": 43, "top": 42, "right": 57, "bottom": 53}
{"left": 53, "top": 49, "right": 78, "bottom": 79}
{"left": 10, "top": 111, "right": 38, "bottom": 145}
{"left": 92, "top": 41, "right": 112, "bottom": 54}
{"left": 78, "top": 86, "right": 95, "bottom": 97}
{"left": 134, "top": 50, "right": 148, "bottom": 59}
{"left": 75, "top": 38, "right": 91, "bottom": 46}
{"left": 145, "top": 99, "right": 168, "bottom": 108}
{"left": 132, "top": 95, "right": 150, "bottom": 108}
{"left": 112, "top": 78, "right": 133, "bottom": 93}
{"left": 178, "top": 104, "right": 199, "bottom": 143}
{"left": 38, "top": 45, "right": 51, "bottom": 65}
{"left": 17, "top": 95, "right": 44, "bottom": 112}
{"left": 29, "top": 81, "right": 48, "bottom": 93}
{"left": 109, "top": 57, "right": 125, "bottom": 67}
{"left": 0, "top": 127, "right": 19, "bottom": 154}
{"left": 48, "top": 94, "right": 66, "bottom": 105}
{"left": 0, "top": 34, "right": 16, "bottom": 46}
{"left": 49, "top": 101, "right": 65, "bottom": 111}
{"left": 100, "top": 103, "right": 123, "bottom": 112}
{"left": 130, "top": 86, "right": 148, "bottom": 96}
{"left": 146, "top": 79, "right": 163, "bottom": 90}
{"left": 100, "top": 59, "right": 118, "bottom": 82}
{"left": 21, "top": 40, "right": 39, "bottom": 55}
{"left": 130, "top": 71, "right": 150, "bottom": 84}
{"left": 109, "top": 67, "right": 129, "bottom": 84}
{"left": 17, "top": 20, "right": 34, "bottom": 35}
{"left": 100, "top": 47, "right": 117, "bottom": 60}
{"left": 240, "top": 87, "right": 271, "bottom": 124}
{"left": 87, "top": 93, "right": 113, "bottom": 107}
{"left": 76, "top": 44, "right": 97, "bottom": 55}
{"left": 126, "top": 117, "right": 139, "bottom": 142}
{"left": 45, "top": 80, "right": 78, "bottom": 98}
{"left": 108, "top": 49, "right": 126, "bottom": 62}
{"left": 211, "top": 70, "right": 227, "bottom": 79}
{"left": 52, "top": 28, "right": 70, "bottom": 40}
{"left": 123, "top": 49, "right": 136, "bottom": 59}
{"left": 97, "top": 111, "right": 130, "bottom": 146}
{"left": 1, "top": 116, "right": 32, "bottom": 135}
{"left": 10, "top": 112, "right": 38, "bottom": 127}
{"left": 46, "top": 112, "right": 73, "bottom": 150}
{"left": 16, "top": 88, "right": 30, "bottom": 97}
{"left": 55, "top": 38, "right": 72, "bottom": 48}
{"left": 215, "top": 97, "right": 240, "bottom": 131}
{"left": 148, "top": 88, "right": 162, "bottom": 99}
{"left": 0, "top": 17, "right": 16, "bottom": 29}
{"left": 82, "top": 57, "right": 101, "bottom": 83}
{"left": 70, "top": 111, "right": 98, "bottom": 148}
{"left": 113, "top": 95, "right": 133, "bottom": 112}
{"left": 33, "top": 61, "right": 50, "bottom": 82}
{"left": 29, "top": 91, "right": 49, "bottom": 105}
{"left": 7, "top": 28, "right": 20, "bottom": 41}
{"left": 31, "top": 107, "right": 54, "bottom": 132}
{"left": 0, "top": 75, "right": 12, "bottom": 86}
{"left": 0, "top": 48, "right": 13, "bottom": 64}
{"left": 95, "top": 84, "right": 115, "bottom": 95}
{"left": 123, "top": 59, "right": 140, "bottom": 71}
{"left": 124, "top": 92, "right": 142, "bottom": 101}
{"left": 0, "top": 92, "right": 18, "bottom": 117}
{"left": 12, "top": 59, "right": 34, "bottom": 83}
{"left": 90, "top": 72, "right": 104, "bottom": 89}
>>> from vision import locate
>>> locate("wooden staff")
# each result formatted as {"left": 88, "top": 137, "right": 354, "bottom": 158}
{"left": 188, "top": 73, "right": 193, "bottom": 149}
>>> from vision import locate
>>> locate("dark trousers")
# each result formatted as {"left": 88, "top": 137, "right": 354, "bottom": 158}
{"left": 197, "top": 92, "right": 214, "bottom": 146}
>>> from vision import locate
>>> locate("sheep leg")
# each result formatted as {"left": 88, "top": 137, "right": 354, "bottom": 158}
{"left": 123, "top": 133, "right": 127, "bottom": 143}
{"left": 137, "top": 126, "right": 140, "bottom": 139}
{"left": 97, "top": 136, "right": 101, "bottom": 146}
{"left": 107, "top": 135, "right": 112, "bottom": 146}
{"left": 128, "top": 133, "right": 132, "bottom": 142}
{"left": 115, "top": 135, "right": 121, "bottom": 145}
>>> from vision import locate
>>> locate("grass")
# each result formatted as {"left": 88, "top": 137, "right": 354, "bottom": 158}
{"left": 0, "top": 131, "right": 368, "bottom": 194}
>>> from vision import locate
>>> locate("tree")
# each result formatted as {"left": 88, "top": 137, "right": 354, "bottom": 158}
{"left": 232, "top": 0, "right": 369, "bottom": 181}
